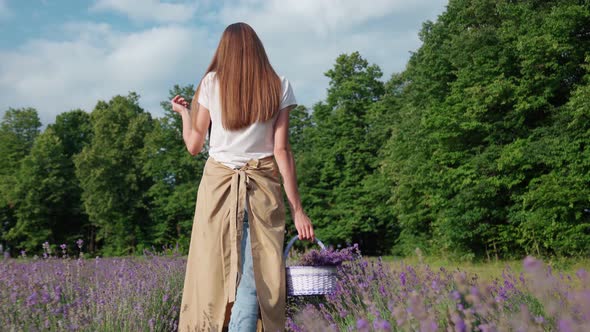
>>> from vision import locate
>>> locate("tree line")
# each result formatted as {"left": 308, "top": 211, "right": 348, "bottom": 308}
{"left": 1, "top": 0, "right": 589, "bottom": 259}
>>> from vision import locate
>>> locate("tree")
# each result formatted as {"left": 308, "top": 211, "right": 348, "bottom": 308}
{"left": 0, "top": 107, "right": 42, "bottom": 172}
{"left": 5, "top": 128, "right": 69, "bottom": 253}
{"left": 380, "top": 0, "right": 590, "bottom": 258}
{"left": 297, "top": 52, "right": 388, "bottom": 253}
{"left": 288, "top": 105, "right": 312, "bottom": 154}
{"left": 141, "top": 85, "right": 207, "bottom": 250}
{"left": 74, "top": 93, "right": 153, "bottom": 256}
{"left": 49, "top": 109, "right": 93, "bottom": 158}
{"left": 0, "top": 108, "right": 42, "bottom": 256}
{"left": 47, "top": 110, "right": 93, "bottom": 250}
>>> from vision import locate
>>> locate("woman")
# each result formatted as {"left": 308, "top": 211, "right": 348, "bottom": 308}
{"left": 172, "top": 22, "right": 315, "bottom": 332}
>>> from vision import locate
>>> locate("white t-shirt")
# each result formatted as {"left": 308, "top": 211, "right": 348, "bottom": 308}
{"left": 197, "top": 71, "right": 298, "bottom": 169}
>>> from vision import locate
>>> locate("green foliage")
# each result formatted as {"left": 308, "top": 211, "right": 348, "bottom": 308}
{"left": 5, "top": 128, "right": 69, "bottom": 252}
{"left": 2, "top": 0, "right": 590, "bottom": 258}
{"left": 288, "top": 105, "right": 312, "bottom": 153}
{"left": 74, "top": 93, "right": 154, "bottom": 256}
{"left": 0, "top": 108, "right": 42, "bottom": 254}
{"left": 0, "top": 107, "right": 42, "bottom": 172}
{"left": 48, "top": 109, "right": 93, "bottom": 158}
{"left": 295, "top": 52, "right": 394, "bottom": 254}
{"left": 140, "top": 85, "right": 207, "bottom": 251}
{"left": 46, "top": 110, "right": 93, "bottom": 249}
{"left": 381, "top": 0, "right": 590, "bottom": 258}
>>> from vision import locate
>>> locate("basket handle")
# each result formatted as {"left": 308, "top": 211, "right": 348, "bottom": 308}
{"left": 283, "top": 235, "right": 326, "bottom": 260}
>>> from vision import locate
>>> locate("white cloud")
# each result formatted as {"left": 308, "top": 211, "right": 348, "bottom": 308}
{"left": 219, "top": 0, "right": 440, "bottom": 36}
{"left": 0, "top": 23, "right": 212, "bottom": 125}
{"left": 91, "top": 0, "right": 198, "bottom": 23}
{"left": 0, "top": 0, "right": 449, "bottom": 126}
{"left": 217, "top": 0, "right": 448, "bottom": 106}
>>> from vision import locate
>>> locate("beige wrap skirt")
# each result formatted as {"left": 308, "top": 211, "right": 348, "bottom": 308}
{"left": 179, "top": 155, "right": 287, "bottom": 332}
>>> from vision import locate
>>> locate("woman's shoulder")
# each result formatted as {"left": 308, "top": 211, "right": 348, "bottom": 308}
{"left": 278, "top": 75, "right": 293, "bottom": 91}
{"left": 204, "top": 71, "right": 217, "bottom": 81}
{"left": 199, "top": 71, "right": 217, "bottom": 86}
{"left": 277, "top": 74, "right": 297, "bottom": 108}
{"left": 278, "top": 74, "right": 289, "bottom": 83}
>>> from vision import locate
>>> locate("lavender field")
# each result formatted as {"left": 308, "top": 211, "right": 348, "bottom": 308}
{"left": 1, "top": 241, "right": 589, "bottom": 331}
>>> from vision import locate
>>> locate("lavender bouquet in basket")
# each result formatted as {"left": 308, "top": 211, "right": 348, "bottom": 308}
{"left": 296, "top": 243, "right": 361, "bottom": 267}
{"left": 285, "top": 240, "right": 362, "bottom": 296}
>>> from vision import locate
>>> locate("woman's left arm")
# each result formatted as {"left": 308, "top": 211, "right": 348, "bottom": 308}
{"left": 172, "top": 95, "right": 210, "bottom": 156}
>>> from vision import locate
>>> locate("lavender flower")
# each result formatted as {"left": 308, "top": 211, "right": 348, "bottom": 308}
{"left": 1, "top": 241, "right": 184, "bottom": 331}
{"left": 5, "top": 240, "right": 590, "bottom": 331}
{"left": 373, "top": 318, "right": 391, "bottom": 331}
{"left": 286, "top": 254, "right": 590, "bottom": 331}
{"left": 296, "top": 243, "right": 360, "bottom": 267}
{"left": 356, "top": 318, "right": 369, "bottom": 331}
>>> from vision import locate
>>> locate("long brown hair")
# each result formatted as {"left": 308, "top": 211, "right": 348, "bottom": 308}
{"left": 190, "top": 22, "right": 282, "bottom": 132}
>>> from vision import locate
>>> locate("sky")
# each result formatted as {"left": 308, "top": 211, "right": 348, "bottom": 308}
{"left": 0, "top": 0, "right": 448, "bottom": 126}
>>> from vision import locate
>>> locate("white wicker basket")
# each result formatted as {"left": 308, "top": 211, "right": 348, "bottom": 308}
{"left": 283, "top": 235, "right": 338, "bottom": 296}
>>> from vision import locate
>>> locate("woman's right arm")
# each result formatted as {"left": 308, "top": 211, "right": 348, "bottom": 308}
{"left": 273, "top": 106, "right": 315, "bottom": 241}
{"left": 172, "top": 95, "right": 210, "bottom": 156}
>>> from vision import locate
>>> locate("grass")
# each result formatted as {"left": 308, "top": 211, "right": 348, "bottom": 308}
{"left": 375, "top": 254, "right": 590, "bottom": 291}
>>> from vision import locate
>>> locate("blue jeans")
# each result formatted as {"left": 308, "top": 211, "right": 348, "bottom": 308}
{"left": 228, "top": 209, "right": 259, "bottom": 332}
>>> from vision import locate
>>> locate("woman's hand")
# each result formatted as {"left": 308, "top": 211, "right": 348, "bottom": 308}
{"left": 293, "top": 210, "right": 315, "bottom": 242}
{"left": 171, "top": 95, "right": 190, "bottom": 114}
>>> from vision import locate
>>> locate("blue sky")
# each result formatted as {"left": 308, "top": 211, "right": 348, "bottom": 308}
{"left": 0, "top": 0, "right": 448, "bottom": 126}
